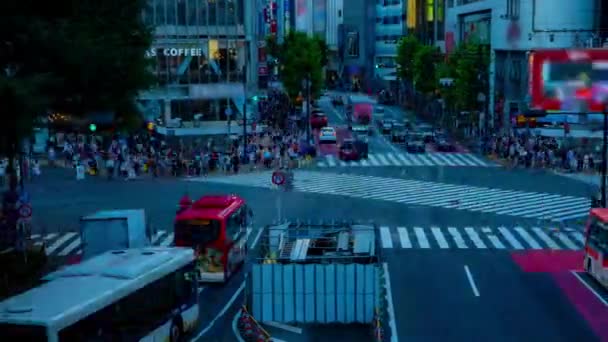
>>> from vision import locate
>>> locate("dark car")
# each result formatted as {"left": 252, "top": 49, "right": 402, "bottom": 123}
{"left": 380, "top": 119, "right": 395, "bottom": 134}
{"left": 352, "top": 139, "right": 368, "bottom": 158}
{"left": 406, "top": 134, "right": 426, "bottom": 153}
{"left": 310, "top": 112, "right": 328, "bottom": 129}
{"left": 339, "top": 140, "right": 360, "bottom": 161}
{"left": 436, "top": 138, "right": 456, "bottom": 152}
{"left": 417, "top": 124, "right": 435, "bottom": 143}
{"left": 391, "top": 123, "right": 407, "bottom": 142}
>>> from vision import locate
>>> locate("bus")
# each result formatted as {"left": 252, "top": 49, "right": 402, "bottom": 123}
{"left": 584, "top": 208, "right": 608, "bottom": 288}
{"left": 174, "top": 194, "right": 251, "bottom": 282}
{"left": 0, "top": 247, "right": 199, "bottom": 342}
{"left": 345, "top": 95, "right": 374, "bottom": 134}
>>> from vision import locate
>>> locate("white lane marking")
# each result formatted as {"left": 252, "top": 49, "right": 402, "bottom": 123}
{"left": 571, "top": 271, "right": 608, "bottom": 306}
{"left": 194, "top": 282, "right": 246, "bottom": 340}
{"left": 464, "top": 227, "right": 487, "bottom": 249}
{"left": 380, "top": 226, "right": 393, "bottom": 248}
{"left": 35, "top": 232, "right": 58, "bottom": 246}
{"left": 447, "top": 227, "right": 467, "bottom": 249}
{"left": 46, "top": 232, "right": 77, "bottom": 254}
{"left": 231, "top": 310, "right": 247, "bottom": 342}
{"left": 514, "top": 227, "right": 542, "bottom": 249}
{"left": 382, "top": 262, "right": 400, "bottom": 342}
{"left": 498, "top": 227, "right": 524, "bottom": 250}
{"left": 464, "top": 265, "right": 480, "bottom": 297}
{"left": 159, "top": 233, "right": 174, "bottom": 247}
{"left": 265, "top": 321, "right": 303, "bottom": 334}
{"left": 397, "top": 227, "right": 412, "bottom": 248}
{"left": 570, "top": 231, "right": 585, "bottom": 244}
{"left": 414, "top": 227, "right": 430, "bottom": 248}
{"left": 151, "top": 230, "right": 166, "bottom": 245}
{"left": 58, "top": 238, "right": 82, "bottom": 256}
{"left": 531, "top": 227, "right": 560, "bottom": 249}
{"left": 431, "top": 227, "right": 449, "bottom": 249}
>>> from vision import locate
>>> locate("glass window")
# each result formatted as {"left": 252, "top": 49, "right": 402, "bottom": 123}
{"left": 0, "top": 324, "right": 47, "bottom": 341}
{"left": 226, "top": 208, "right": 244, "bottom": 239}
{"left": 187, "top": 0, "right": 197, "bottom": 25}
{"left": 589, "top": 221, "right": 608, "bottom": 251}
{"left": 166, "top": 0, "right": 177, "bottom": 25}
{"left": 208, "top": 1, "right": 217, "bottom": 25}
{"left": 143, "top": 1, "right": 155, "bottom": 26}
{"left": 177, "top": 0, "right": 186, "bottom": 25}
{"left": 155, "top": 0, "right": 166, "bottom": 24}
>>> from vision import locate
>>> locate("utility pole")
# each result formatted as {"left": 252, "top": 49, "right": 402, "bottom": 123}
{"left": 243, "top": 42, "right": 248, "bottom": 155}
{"left": 306, "top": 72, "right": 311, "bottom": 143}
{"left": 602, "top": 105, "right": 607, "bottom": 207}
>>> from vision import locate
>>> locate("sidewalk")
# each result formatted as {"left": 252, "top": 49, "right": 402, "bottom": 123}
{"left": 553, "top": 171, "right": 601, "bottom": 187}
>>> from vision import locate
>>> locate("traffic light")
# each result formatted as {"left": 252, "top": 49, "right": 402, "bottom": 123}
{"left": 89, "top": 124, "right": 97, "bottom": 132}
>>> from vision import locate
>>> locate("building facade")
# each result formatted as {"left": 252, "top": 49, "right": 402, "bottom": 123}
{"left": 139, "top": 0, "right": 257, "bottom": 123}
{"left": 374, "top": 0, "right": 407, "bottom": 86}
{"left": 341, "top": 0, "right": 377, "bottom": 91}
{"left": 445, "top": 0, "right": 602, "bottom": 128}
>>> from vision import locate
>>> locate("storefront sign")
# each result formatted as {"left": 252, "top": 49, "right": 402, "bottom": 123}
{"left": 147, "top": 48, "right": 203, "bottom": 57}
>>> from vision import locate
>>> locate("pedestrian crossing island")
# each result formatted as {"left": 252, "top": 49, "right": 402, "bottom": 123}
{"left": 378, "top": 226, "right": 583, "bottom": 250}
{"left": 317, "top": 152, "right": 498, "bottom": 168}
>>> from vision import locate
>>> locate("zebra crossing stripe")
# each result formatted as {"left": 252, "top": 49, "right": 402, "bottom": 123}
{"left": 447, "top": 227, "right": 467, "bottom": 249}
{"left": 47, "top": 232, "right": 77, "bottom": 254}
{"left": 315, "top": 152, "right": 497, "bottom": 168}
{"left": 414, "top": 227, "right": 430, "bottom": 248}
{"left": 380, "top": 226, "right": 393, "bottom": 248}
{"left": 485, "top": 230, "right": 506, "bottom": 249}
{"left": 59, "top": 238, "right": 82, "bottom": 256}
{"left": 397, "top": 227, "right": 412, "bottom": 248}
{"left": 498, "top": 227, "right": 524, "bottom": 250}
{"left": 532, "top": 227, "right": 560, "bottom": 249}
{"left": 514, "top": 227, "right": 542, "bottom": 249}
{"left": 464, "top": 227, "right": 486, "bottom": 248}
{"left": 554, "top": 232, "right": 579, "bottom": 250}
{"left": 431, "top": 227, "right": 449, "bottom": 248}
{"left": 570, "top": 231, "right": 585, "bottom": 244}
{"left": 159, "top": 233, "right": 174, "bottom": 247}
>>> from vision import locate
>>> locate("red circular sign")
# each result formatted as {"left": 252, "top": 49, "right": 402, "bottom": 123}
{"left": 18, "top": 204, "right": 32, "bottom": 218}
{"left": 272, "top": 171, "right": 286, "bottom": 185}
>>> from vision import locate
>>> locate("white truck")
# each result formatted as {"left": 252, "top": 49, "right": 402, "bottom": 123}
{"left": 79, "top": 209, "right": 150, "bottom": 260}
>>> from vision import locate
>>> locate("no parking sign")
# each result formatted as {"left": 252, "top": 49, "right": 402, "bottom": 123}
{"left": 271, "top": 171, "right": 286, "bottom": 186}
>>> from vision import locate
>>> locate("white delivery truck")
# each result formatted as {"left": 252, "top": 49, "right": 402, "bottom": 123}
{"left": 79, "top": 209, "right": 150, "bottom": 260}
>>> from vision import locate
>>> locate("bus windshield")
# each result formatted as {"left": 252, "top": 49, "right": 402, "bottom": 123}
{"left": 587, "top": 219, "right": 608, "bottom": 251}
{"left": 0, "top": 324, "right": 46, "bottom": 341}
{"left": 174, "top": 219, "right": 222, "bottom": 247}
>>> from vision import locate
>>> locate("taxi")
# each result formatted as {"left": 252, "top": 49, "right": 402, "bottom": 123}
{"left": 319, "top": 127, "right": 337, "bottom": 144}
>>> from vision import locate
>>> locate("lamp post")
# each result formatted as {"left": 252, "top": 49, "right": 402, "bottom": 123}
{"left": 302, "top": 74, "right": 312, "bottom": 143}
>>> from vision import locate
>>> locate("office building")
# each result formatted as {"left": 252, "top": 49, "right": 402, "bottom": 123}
{"left": 341, "top": 0, "right": 377, "bottom": 91}
{"left": 374, "top": 0, "right": 407, "bottom": 87}
{"left": 406, "top": 0, "right": 445, "bottom": 47}
{"left": 445, "top": 0, "right": 603, "bottom": 128}
{"left": 138, "top": 0, "right": 257, "bottom": 124}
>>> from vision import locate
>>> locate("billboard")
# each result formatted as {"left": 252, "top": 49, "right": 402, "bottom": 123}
{"left": 529, "top": 49, "right": 608, "bottom": 113}
{"left": 295, "top": 0, "right": 309, "bottom": 32}
{"left": 312, "top": 0, "right": 326, "bottom": 35}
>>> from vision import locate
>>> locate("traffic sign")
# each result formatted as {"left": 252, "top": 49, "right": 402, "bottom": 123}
{"left": 18, "top": 204, "right": 32, "bottom": 218}
{"left": 272, "top": 171, "right": 286, "bottom": 185}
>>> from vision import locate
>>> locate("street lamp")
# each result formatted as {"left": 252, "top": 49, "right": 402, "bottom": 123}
{"left": 302, "top": 74, "right": 312, "bottom": 143}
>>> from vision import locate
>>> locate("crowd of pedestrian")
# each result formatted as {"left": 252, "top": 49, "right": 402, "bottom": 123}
{"left": 482, "top": 132, "right": 599, "bottom": 173}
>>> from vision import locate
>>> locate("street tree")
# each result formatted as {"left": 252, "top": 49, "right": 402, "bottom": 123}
{"left": 276, "top": 32, "right": 323, "bottom": 99}
{"left": 451, "top": 43, "right": 490, "bottom": 111}
{"left": 396, "top": 35, "right": 420, "bottom": 82}
{"left": 312, "top": 35, "right": 330, "bottom": 67}
{"left": 0, "top": 0, "right": 154, "bottom": 169}
{"left": 412, "top": 45, "right": 438, "bottom": 94}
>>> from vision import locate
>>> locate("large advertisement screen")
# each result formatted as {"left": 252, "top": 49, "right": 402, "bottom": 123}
{"left": 529, "top": 49, "right": 608, "bottom": 113}
{"left": 295, "top": 0, "right": 309, "bottom": 32}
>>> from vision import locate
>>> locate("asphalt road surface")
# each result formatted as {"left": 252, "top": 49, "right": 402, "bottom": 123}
{"left": 16, "top": 100, "right": 604, "bottom": 342}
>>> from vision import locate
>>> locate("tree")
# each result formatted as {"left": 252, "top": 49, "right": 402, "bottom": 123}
{"left": 312, "top": 35, "right": 329, "bottom": 67}
{"left": 0, "top": 0, "right": 154, "bottom": 165}
{"left": 451, "top": 43, "right": 490, "bottom": 111}
{"left": 412, "top": 45, "right": 438, "bottom": 94}
{"left": 396, "top": 35, "right": 420, "bottom": 81}
{"left": 273, "top": 32, "right": 323, "bottom": 99}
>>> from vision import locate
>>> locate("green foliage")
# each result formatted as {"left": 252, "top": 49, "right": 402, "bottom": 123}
{"left": 396, "top": 35, "right": 420, "bottom": 81}
{"left": 0, "top": 0, "right": 154, "bottom": 157}
{"left": 412, "top": 45, "right": 438, "bottom": 94}
{"left": 450, "top": 43, "right": 490, "bottom": 110}
{"left": 275, "top": 32, "right": 323, "bottom": 99}
{"left": 312, "top": 35, "right": 329, "bottom": 67}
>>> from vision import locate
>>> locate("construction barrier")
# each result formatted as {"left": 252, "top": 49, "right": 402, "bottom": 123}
{"left": 237, "top": 306, "right": 271, "bottom": 342}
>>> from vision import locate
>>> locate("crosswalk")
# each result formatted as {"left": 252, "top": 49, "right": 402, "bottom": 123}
{"left": 19, "top": 228, "right": 254, "bottom": 258}
{"left": 377, "top": 226, "right": 584, "bottom": 250}
{"left": 190, "top": 171, "right": 591, "bottom": 222}
{"left": 316, "top": 152, "right": 498, "bottom": 168}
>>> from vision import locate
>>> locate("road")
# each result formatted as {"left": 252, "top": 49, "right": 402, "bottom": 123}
{"left": 16, "top": 90, "right": 604, "bottom": 341}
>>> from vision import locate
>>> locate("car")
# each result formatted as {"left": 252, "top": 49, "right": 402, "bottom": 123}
{"left": 310, "top": 112, "right": 328, "bottom": 129}
{"left": 331, "top": 96, "right": 344, "bottom": 106}
{"left": 339, "top": 139, "right": 368, "bottom": 161}
{"left": 406, "top": 133, "right": 426, "bottom": 153}
{"left": 319, "top": 127, "right": 337, "bottom": 143}
{"left": 380, "top": 119, "right": 395, "bottom": 134}
{"left": 374, "top": 106, "right": 385, "bottom": 116}
{"left": 391, "top": 123, "right": 407, "bottom": 142}
{"left": 351, "top": 124, "right": 372, "bottom": 136}
{"left": 436, "top": 138, "right": 456, "bottom": 152}
{"left": 416, "top": 123, "right": 436, "bottom": 143}
{"left": 353, "top": 139, "right": 369, "bottom": 158}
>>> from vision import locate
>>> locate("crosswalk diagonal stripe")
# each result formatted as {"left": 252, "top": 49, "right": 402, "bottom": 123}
{"left": 447, "top": 227, "right": 467, "bottom": 248}
{"left": 58, "top": 238, "right": 82, "bottom": 256}
{"left": 152, "top": 230, "right": 167, "bottom": 245}
{"left": 553, "top": 232, "right": 580, "bottom": 250}
{"left": 485, "top": 229, "right": 506, "bottom": 249}
{"left": 514, "top": 227, "right": 542, "bottom": 249}
{"left": 431, "top": 227, "right": 449, "bottom": 248}
{"left": 414, "top": 227, "right": 430, "bottom": 248}
{"left": 531, "top": 227, "right": 560, "bottom": 249}
{"left": 397, "top": 227, "right": 412, "bottom": 248}
{"left": 498, "top": 227, "right": 524, "bottom": 249}
{"left": 464, "top": 227, "right": 487, "bottom": 248}
{"left": 47, "top": 232, "right": 78, "bottom": 255}
{"left": 159, "top": 233, "right": 174, "bottom": 246}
